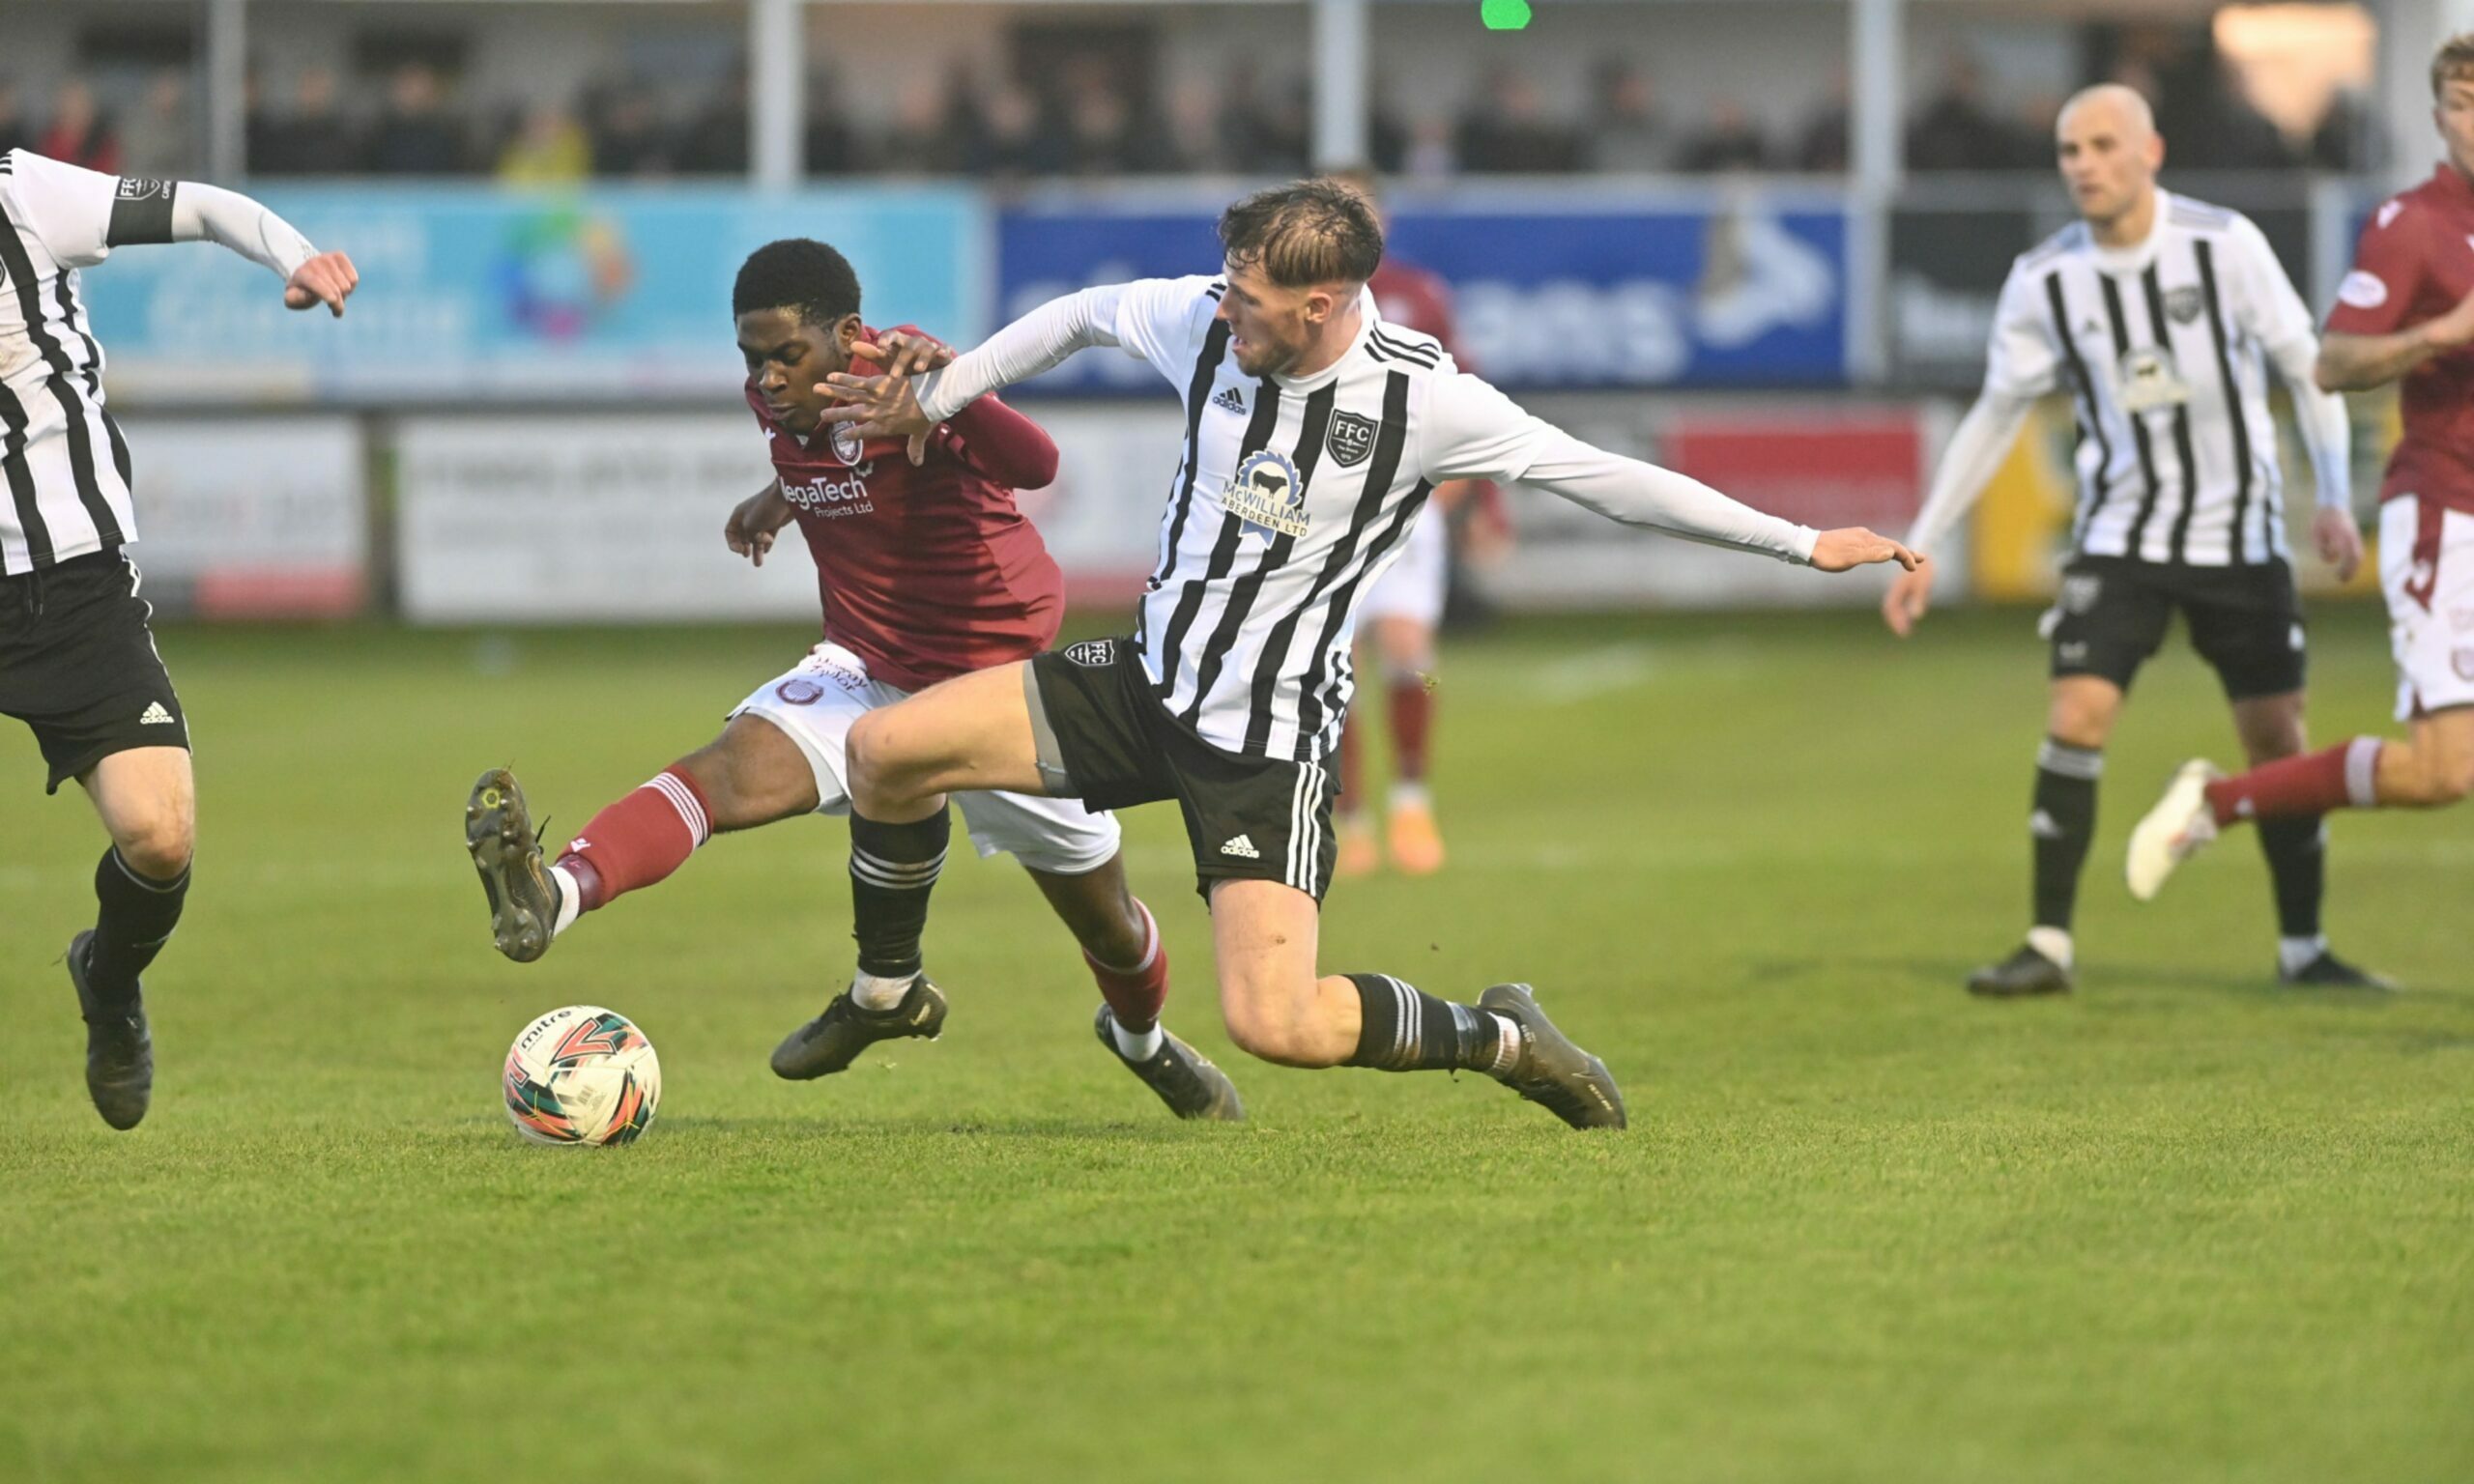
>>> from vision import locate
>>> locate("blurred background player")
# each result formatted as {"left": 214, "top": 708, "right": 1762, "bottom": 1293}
{"left": 462, "top": 239, "right": 1241, "bottom": 1122}
{"left": 1881, "top": 85, "right": 2384, "bottom": 995}
{"left": 1328, "top": 167, "right": 1510, "bottom": 879}
{"left": 1, "top": 146, "right": 356, "bottom": 1127}
{"left": 2127, "top": 34, "right": 2474, "bottom": 913}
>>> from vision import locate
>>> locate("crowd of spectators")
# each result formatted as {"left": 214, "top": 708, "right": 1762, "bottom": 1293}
{"left": 0, "top": 46, "right": 2385, "bottom": 185}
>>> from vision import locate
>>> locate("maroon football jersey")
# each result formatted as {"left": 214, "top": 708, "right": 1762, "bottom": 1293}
{"left": 2326, "top": 164, "right": 2474, "bottom": 515}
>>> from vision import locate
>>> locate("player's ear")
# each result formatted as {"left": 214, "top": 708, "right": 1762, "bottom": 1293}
{"left": 834, "top": 314, "right": 864, "bottom": 355}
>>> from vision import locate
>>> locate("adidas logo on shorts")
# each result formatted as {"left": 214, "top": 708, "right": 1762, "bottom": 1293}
{"left": 139, "top": 702, "right": 176, "bottom": 726}
{"left": 1220, "top": 834, "right": 1260, "bottom": 859}
{"left": 1210, "top": 386, "right": 1247, "bottom": 414}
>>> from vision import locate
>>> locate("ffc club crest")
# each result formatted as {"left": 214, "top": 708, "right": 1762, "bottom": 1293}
{"left": 1223, "top": 449, "right": 1309, "bottom": 539}
{"left": 1325, "top": 412, "right": 1377, "bottom": 468}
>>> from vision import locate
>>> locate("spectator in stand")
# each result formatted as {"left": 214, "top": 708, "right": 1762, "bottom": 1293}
{"left": 964, "top": 81, "right": 1065, "bottom": 181}
{"left": 1457, "top": 68, "right": 1581, "bottom": 172}
{"left": 1589, "top": 62, "right": 1669, "bottom": 172}
{"left": 366, "top": 62, "right": 467, "bottom": 175}
{"left": 1906, "top": 51, "right": 2024, "bottom": 171}
{"left": 874, "top": 74, "right": 960, "bottom": 174}
{"left": 1677, "top": 99, "right": 1770, "bottom": 173}
{"left": 674, "top": 71, "right": 749, "bottom": 175}
{"left": 585, "top": 82, "right": 672, "bottom": 177}
{"left": 497, "top": 101, "right": 591, "bottom": 185}
{"left": 1219, "top": 63, "right": 1308, "bottom": 175}
{"left": 40, "top": 79, "right": 119, "bottom": 174}
{"left": 805, "top": 68, "right": 862, "bottom": 176}
{"left": 1401, "top": 114, "right": 1456, "bottom": 183}
{"left": 1165, "top": 77, "right": 1227, "bottom": 173}
{"left": 1796, "top": 71, "right": 1851, "bottom": 172}
{"left": 2148, "top": 48, "right": 2291, "bottom": 170}
{"left": 2312, "top": 90, "right": 2381, "bottom": 172}
{"left": 1062, "top": 67, "right": 1135, "bottom": 176}
{"left": 254, "top": 68, "right": 361, "bottom": 176}
{"left": 115, "top": 70, "right": 193, "bottom": 179}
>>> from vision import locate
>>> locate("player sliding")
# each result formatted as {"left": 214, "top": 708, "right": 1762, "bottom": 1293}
{"left": 811, "top": 179, "right": 1917, "bottom": 1129}
{"left": 2128, "top": 36, "right": 2474, "bottom": 915}
{"left": 1884, "top": 84, "right": 2384, "bottom": 994}
{"left": 2, "top": 148, "right": 357, "bottom": 1129}
{"left": 463, "top": 239, "right": 1241, "bottom": 1122}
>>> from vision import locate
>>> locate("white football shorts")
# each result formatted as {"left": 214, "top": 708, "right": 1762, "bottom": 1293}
{"left": 2377, "top": 496, "right": 2474, "bottom": 723}
{"left": 730, "top": 642, "right": 1122, "bottom": 874}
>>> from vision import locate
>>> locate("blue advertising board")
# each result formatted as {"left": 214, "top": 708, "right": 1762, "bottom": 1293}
{"left": 83, "top": 185, "right": 985, "bottom": 404}
{"left": 995, "top": 189, "right": 1851, "bottom": 392}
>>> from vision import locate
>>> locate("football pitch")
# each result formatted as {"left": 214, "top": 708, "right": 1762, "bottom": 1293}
{"left": 3, "top": 605, "right": 2467, "bottom": 1483}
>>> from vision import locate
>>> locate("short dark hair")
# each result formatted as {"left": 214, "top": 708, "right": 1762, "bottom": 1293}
{"left": 733, "top": 238, "right": 861, "bottom": 328}
{"left": 2435, "top": 33, "right": 2474, "bottom": 100}
{"left": 1218, "top": 178, "right": 1383, "bottom": 289}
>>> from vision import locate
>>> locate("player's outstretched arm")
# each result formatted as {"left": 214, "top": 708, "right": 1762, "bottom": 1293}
{"left": 170, "top": 181, "right": 357, "bottom": 315}
{"left": 2316, "top": 286, "right": 2474, "bottom": 391}
{"left": 820, "top": 285, "right": 1142, "bottom": 444}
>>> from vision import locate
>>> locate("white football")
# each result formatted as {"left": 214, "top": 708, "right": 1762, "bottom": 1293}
{"left": 502, "top": 1005, "right": 661, "bottom": 1146}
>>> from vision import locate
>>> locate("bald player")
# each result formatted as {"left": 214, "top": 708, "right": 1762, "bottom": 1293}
{"left": 1884, "top": 84, "right": 2384, "bottom": 995}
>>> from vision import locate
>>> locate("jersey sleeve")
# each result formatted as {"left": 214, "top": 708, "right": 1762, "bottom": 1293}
{"left": 2325, "top": 196, "right": 2428, "bottom": 337}
{"left": 1106, "top": 274, "right": 1223, "bottom": 370}
{"left": 1415, "top": 371, "right": 1555, "bottom": 485}
{"left": 2226, "top": 214, "right": 2319, "bottom": 357}
{"left": 1982, "top": 264, "right": 2063, "bottom": 400}
{"left": 5, "top": 150, "right": 125, "bottom": 268}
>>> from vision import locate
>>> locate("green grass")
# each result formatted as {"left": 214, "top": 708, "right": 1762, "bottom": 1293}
{"left": 2, "top": 607, "right": 2468, "bottom": 1484}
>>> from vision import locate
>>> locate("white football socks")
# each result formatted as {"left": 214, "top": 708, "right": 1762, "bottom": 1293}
{"left": 1109, "top": 1015, "right": 1165, "bottom": 1062}
{"left": 851, "top": 970, "right": 914, "bottom": 1011}
{"left": 2025, "top": 926, "right": 2074, "bottom": 970}
{"left": 2279, "top": 934, "right": 2329, "bottom": 977}
{"left": 547, "top": 864, "right": 583, "bottom": 938}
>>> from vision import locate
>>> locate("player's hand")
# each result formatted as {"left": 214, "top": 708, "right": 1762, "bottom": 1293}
{"left": 725, "top": 486, "right": 792, "bottom": 567}
{"left": 1811, "top": 527, "right": 1921, "bottom": 574}
{"left": 283, "top": 250, "right": 358, "bottom": 317}
{"left": 851, "top": 330, "right": 956, "bottom": 381}
{"left": 2424, "top": 286, "right": 2474, "bottom": 352}
{"left": 1882, "top": 561, "right": 1935, "bottom": 637}
{"left": 817, "top": 370, "right": 935, "bottom": 466}
{"left": 2313, "top": 506, "right": 2365, "bottom": 583}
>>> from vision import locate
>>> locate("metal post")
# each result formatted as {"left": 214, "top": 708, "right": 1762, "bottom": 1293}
{"left": 1847, "top": 0, "right": 1905, "bottom": 385}
{"left": 751, "top": 0, "right": 804, "bottom": 188}
{"left": 1312, "top": 0, "right": 1369, "bottom": 170}
{"left": 205, "top": 0, "right": 247, "bottom": 180}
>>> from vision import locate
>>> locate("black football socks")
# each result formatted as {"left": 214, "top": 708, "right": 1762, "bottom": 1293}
{"left": 1343, "top": 973, "right": 1521, "bottom": 1075}
{"left": 848, "top": 808, "right": 951, "bottom": 982}
{"left": 2030, "top": 738, "right": 2101, "bottom": 936}
{"left": 2258, "top": 815, "right": 2326, "bottom": 942}
{"left": 87, "top": 845, "right": 189, "bottom": 1008}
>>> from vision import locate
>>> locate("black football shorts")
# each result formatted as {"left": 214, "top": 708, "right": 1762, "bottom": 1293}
{"left": 1025, "top": 637, "right": 1338, "bottom": 903}
{"left": 1, "top": 549, "right": 190, "bottom": 793}
{"left": 2044, "top": 556, "right": 2307, "bottom": 701}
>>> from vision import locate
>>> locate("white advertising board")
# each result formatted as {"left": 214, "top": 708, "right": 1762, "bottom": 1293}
{"left": 114, "top": 415, "right": 367, "bottom": 617}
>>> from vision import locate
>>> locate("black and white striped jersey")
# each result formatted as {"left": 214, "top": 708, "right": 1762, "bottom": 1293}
{"left": 918, "top": 273, "right": 1819, "bottom": 763}
{"left": 1986, "top": 191, "right": 2337, "bottom": 566}
{"left": 0, "top": 149, "right": 155, "bottom": 575}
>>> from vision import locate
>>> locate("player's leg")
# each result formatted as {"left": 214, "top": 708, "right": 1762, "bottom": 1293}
{"left": 468, "top": 657, "right": 841, "bottom": 961}
{"left": 1208, "top": 878, "right": 1624, "bottom": 1128}
{"left": 1971, "top": 560, "right": 2161, "bottom": 997}
{"left": 19, "top": 550, "right": 200, "bottom": 1129}
{"left": 71, "top": 746, "right": 194, "bottom": 1129}
{"left": 1333, "top": 671, "right": 1378, "bottom": 878}
{"left": 1002, "top": 812, "right": 1242, "bottom": 1120}
{"left": 2130, "top": 501, "right": 2474, "bottom": 899}
{"left": 1372, "top": 614, "right": 1444, "bottom": 875}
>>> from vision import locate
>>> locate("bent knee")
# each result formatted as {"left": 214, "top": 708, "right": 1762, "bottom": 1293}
{"left": 1221, "top": 992, "right": 1338, "bottom": 1068}
{"left": 114, "top": 815, "right": 193, "bottom": 880}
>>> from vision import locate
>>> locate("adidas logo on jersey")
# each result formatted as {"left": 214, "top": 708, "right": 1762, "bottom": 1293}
{"left": 138, "top": 702, "right": 176, "bottom": 726}
{"left": 1219, "top": 834, "right": 1260, "bottom": 859}
{"left": 1210, "top": 386, "right": 1246, "bottom": 414}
